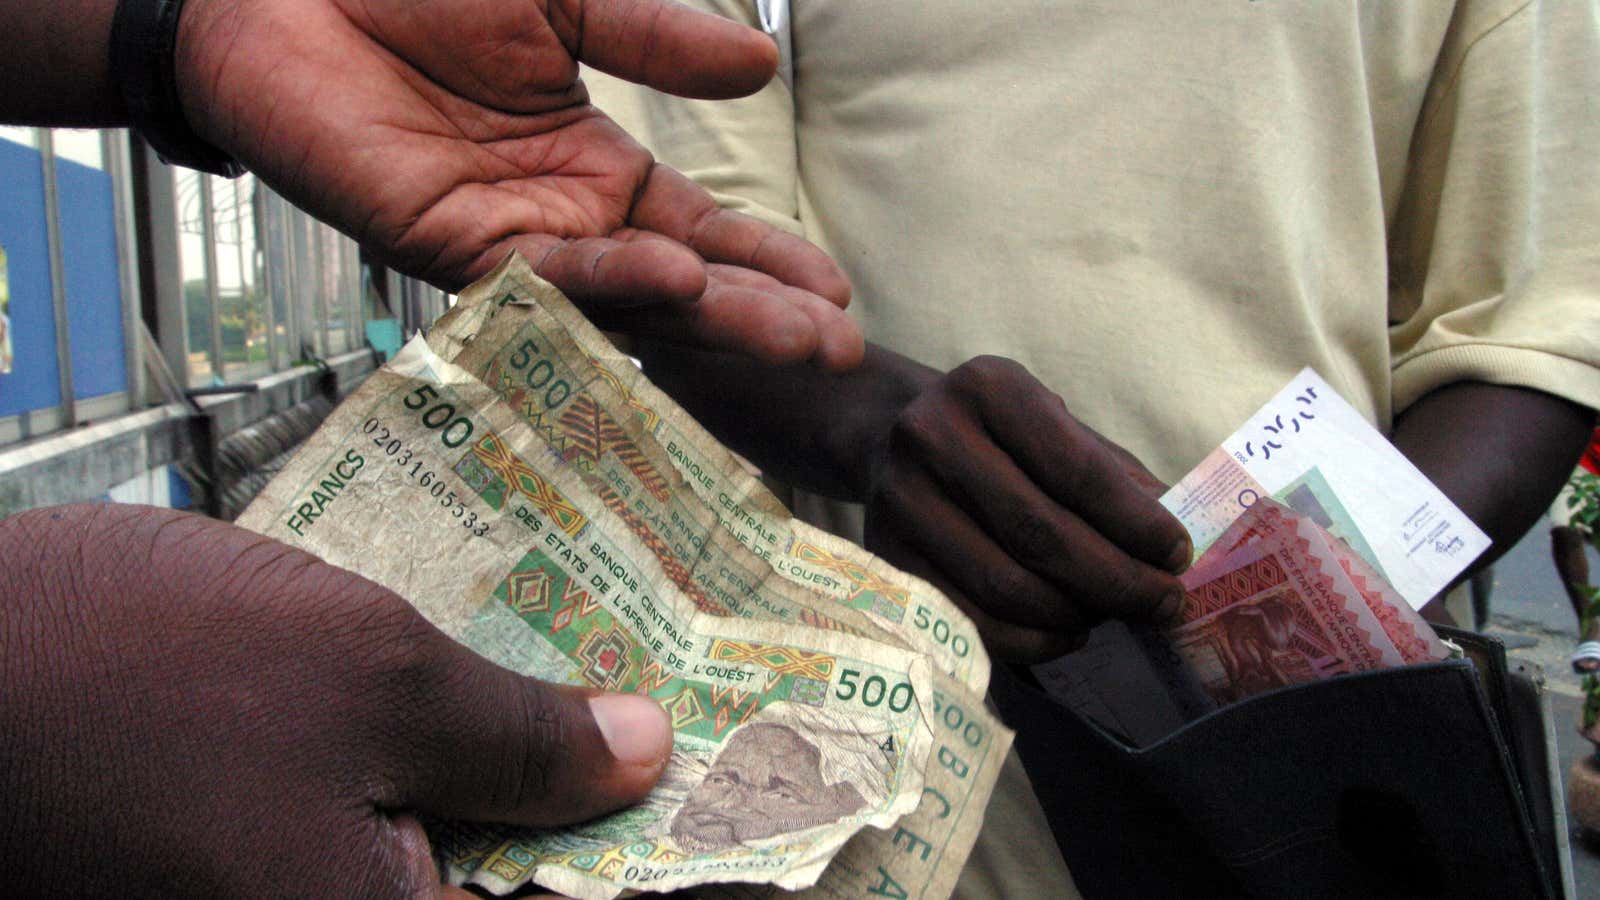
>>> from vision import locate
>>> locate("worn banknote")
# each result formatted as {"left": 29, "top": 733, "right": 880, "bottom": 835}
{"left": 430, "top": 255, "right": 990, "bottom": 693}
{"left": 1195, "top": 498, "right": 1449, "bottom": 667}
{"left": 425, "top": 254, "right": 1007, "bottom": 897}
{"left": 238, "top": 339, "right": 948, "bottom": 898}
{"left": 1169, "top": 498, "right": 1445, "bottom": 705}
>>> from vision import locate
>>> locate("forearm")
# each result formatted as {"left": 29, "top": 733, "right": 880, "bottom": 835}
{"left": 1391, "top": 381, "right": 1596, "bottom": 580}
{"left": 634, "top": 340, "right": 935, "bottom": 499}
{"left": 0, "top": 0, "right": 125, "bottom": 126}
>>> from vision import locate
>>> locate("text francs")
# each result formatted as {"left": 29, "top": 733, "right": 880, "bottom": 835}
{"left": 285, "top": 450, "right": 366, "bottom": 536}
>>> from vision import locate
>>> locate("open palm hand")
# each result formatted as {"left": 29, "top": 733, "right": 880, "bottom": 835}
{"left": 176, "top": 0, "right": 861, "bottom": 368}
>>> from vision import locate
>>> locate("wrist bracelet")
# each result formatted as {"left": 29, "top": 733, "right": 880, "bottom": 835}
{"left": 110, "top": 0, "right": 245, "bottom": 177}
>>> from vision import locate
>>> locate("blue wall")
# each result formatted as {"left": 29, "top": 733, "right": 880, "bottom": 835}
{"left": 0, "top": 139, "right": 62, "bottom": 418}
{"left": 56, "top": 158, "right": 127, "bottom": 401}
{"left": 0, "top": 141, "right": 128, "bottom": 419}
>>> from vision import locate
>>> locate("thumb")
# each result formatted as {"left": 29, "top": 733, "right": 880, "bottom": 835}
{"left": 574, "top": 0, "right": 779, "bottom": 99}
{"left": 391, "top": 638, "right": 672, "bottom": 827}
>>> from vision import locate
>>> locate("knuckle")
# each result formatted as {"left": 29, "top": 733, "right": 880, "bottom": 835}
{"left": 981, "top": 565, "right": 1057, "bottom": 621}
{"left": 508, "top": 682, "right": 565, "bottom": 805}
{"left": 888, "top": 398, "right": 943, "bottom": 457}
{"left": 1095, "top": 561, "right": 1165, "bottom": 618}
{"left": 947, "top": 355, "right": 1015, "bottom": 399}
{"left": 1006, "top": 508, "right": 1065, "bottom": 568}
{"left": 1055, "top": 439, "right": 1111, "bottom": 500}
{"left": 869, "top": 472, "right": 918, "bottom": 520}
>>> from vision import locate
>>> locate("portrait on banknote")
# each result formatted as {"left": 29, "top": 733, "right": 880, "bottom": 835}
{"left": 670, "top": 702, "right": 894, "bottom": 854}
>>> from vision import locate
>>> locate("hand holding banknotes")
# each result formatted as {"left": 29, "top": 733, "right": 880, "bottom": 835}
{"left": 0, "top": 503, "right": 672, "bottom": 897}
{"left": 862, "top": 355, "right": 1192, "bottom": 661}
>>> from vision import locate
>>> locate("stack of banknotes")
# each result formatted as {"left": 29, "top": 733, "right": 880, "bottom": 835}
{"left": 1150, "top": 369, "right": 1489, "bottom": 712}
{"left": 1164, "top": 496, "right": 1451, "bottom": 707}
{"left": 238, "top": 254, "right": 1006, "bottom": 899}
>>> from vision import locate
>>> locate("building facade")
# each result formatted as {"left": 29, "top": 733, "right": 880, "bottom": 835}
{"left": 0, "top": 127, "right": 450, "bottom": 516}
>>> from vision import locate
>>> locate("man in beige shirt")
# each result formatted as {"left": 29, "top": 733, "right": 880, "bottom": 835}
{"left": 591, "top": 0, "right": 1600, "bottom": 893}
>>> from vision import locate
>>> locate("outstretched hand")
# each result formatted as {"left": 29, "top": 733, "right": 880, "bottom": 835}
{"left": 176, "top": 0, "right": 861, "bottom": 369}
{"left": 863, "top": 357, "right": 1192, "bottom": 661}
{"left": 1, "top": 504, "right": 672, "bottom": 896}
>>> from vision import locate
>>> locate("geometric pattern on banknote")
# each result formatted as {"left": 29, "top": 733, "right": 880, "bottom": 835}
{"left": 484, "top": 358, "right": 570, "bottom": 453}
{"left": 635, "top": 658, "right": 678, "bottom": 695}
{"left": 792, "top": 540, "right": 911, "bottom": 614}
{"left": 497, "top": 549, "right": 615, "bottom": 653}
{"left": 591, "top": 480, "right": 726, "bottom": 616}
{"left": 557, "top": 394, "right": 671, "bottom": 502}
{"left": 550, "top": 579, "right": 602, "bottom": 634}
{"left": 575, "top": 626, "right": 635, "bottom": 690}
{"left": 789, "top": 676, "right": 829, "bottom": 707}
{"left": 496, "top": 552, "right": 807, "bottom": 744}
{"left": 707, "top": 638, "right": 836, "bottom": 681}
{"left": 469, "top": 431, "right": 587, "bottom": 537}
{"left": 796, "top": 604, "right": 869, "bottom": 639}
{"left": 506, "top": 567, "right": 555, "bottom": 614}
{"left": 1190, "top": 561, "right": 1341, "bottom": 662}
{"left": 662, "top": 686, "right": 706, "bottom": 730}
{"left": 1334, "top": 554, "right": 1441, "bottom": 663}
{"left": 553, "top": 392, "right": 608, "bottom": 465}
{"left": 453, "top": 451, "right": 506, "bottom": 507}
{"left": 486, "top": 841, "right": 540, "bottom": 882}
{"left": 554, "top": 841, "right": 687, "bottom": 882}
{"left": 710, "top": 685, "right": 761, "bottom": 735}
{"left": 1187, "top": 554, "right": 1288, "bottom": 618}
{"left": 631, "top": 661, "right": 788, "bottom": 742}
{"left": 584, "top": 352, "right": 662, "bottom": 433}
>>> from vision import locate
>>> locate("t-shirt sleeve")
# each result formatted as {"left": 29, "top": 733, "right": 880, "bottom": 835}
{"left": 1387, "top": 0, "right": 1600, "bottom": 415}
{"left": 582, "top": 0, "right": 804, "bottom": 236}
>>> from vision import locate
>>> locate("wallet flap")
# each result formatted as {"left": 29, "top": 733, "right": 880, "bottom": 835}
{"left": 995, "top": 658, "right": 1558, "bottom": 899}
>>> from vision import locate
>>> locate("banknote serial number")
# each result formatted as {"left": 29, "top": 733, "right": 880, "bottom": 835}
{"left": 362, "top": 416, "right": 490, "bottom": 538}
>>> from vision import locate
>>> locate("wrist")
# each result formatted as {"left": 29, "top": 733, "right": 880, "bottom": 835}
{"left": 834, "top": 348, "right": 939, "bottom": 499}
{"left": 111, "top": 0, "right": 243, "bottom": 175}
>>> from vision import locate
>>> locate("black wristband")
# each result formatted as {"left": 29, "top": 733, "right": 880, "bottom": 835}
{"left": 110, "top": 0, "right": 245, "bottom": 177}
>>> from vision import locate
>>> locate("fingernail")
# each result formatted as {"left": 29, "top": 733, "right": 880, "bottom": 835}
{"left": 590, "top": 694, "right": 671, "bottom": 767}
{"left": 1165, "top": 536, "right": 1193, "bottom": 574}
{"left": 1158, "top": 589, "right": 1186, "bottom": 625}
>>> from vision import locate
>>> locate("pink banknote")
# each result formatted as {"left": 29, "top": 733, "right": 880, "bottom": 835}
{"left": 1170, "top": 499, "right": 1416, "bottom": 704}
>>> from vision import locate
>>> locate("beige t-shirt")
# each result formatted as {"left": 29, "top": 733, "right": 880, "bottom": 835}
{"left": 590, "top": 0, "right": 1600, "bottom": 893}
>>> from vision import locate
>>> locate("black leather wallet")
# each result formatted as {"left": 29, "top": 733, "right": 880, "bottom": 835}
{"left": 993, "top": 627, "right": 1569, "bottom": 898}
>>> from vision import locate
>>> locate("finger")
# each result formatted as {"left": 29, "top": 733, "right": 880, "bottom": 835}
{"left": 950, "top": 358, "right": 1192, "bottom": 573}
{"left": 707, "top": 265, "right": 863, "bottom": 370}
{"left": 589, "top": 273, "right": 859, "bottom": 367}
{"left": 869, "top": 464, "right": 1087, "bottom": 634}
{"left": 502, "top": 234, "right": 709, "bottom": 307}
{"left": 866, "top": 529, "right": 1084, "bottom": 664}
{"left": 792, "top": 286, "right": 867, "bottom": 372}
{"left": 345, "top": 0, "right": 774, "bottom": 116}
{"left": 381, "top": 814, "right": 453, "bottom": 899}
{"left": 689, "top": 263, "right": 863, "bottom": 369}
{"left": 896, "top": 389, "right": 1185, "bottom": 623}
{"left": 389, "top": 636, "right": 672, "bottom": 827}
{"left": 630, "top": 165, "right": 853, "bottom": 307}
{"left": 572, "top": 0, "right": 780, "bottom": 100}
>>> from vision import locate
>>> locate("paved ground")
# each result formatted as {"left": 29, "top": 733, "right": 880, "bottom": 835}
{"left": 1478, "top": 522, "right": 1600, "bottom": 898}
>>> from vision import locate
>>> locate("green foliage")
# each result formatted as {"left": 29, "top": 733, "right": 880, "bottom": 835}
{"left": 185, "top": 278, "right": 268, "bottom": 365}
{"left": 1582, "top": 584, "right": 1600, "bottom": 641}
{"left": 1587, "top": 674, "right": 1600, "bottom": 731}
{"left": 1568, "top": 472, "right": 1600, "bottom": 724}
{"left": 1568, "top": 472, "right": 1600, "bottom": 539}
